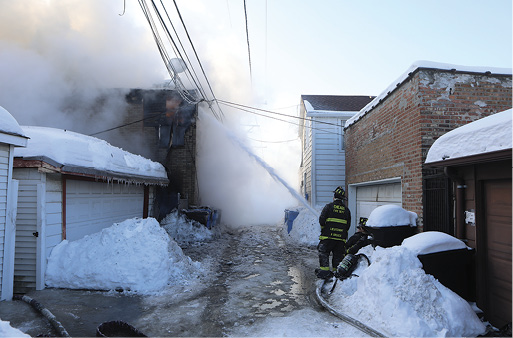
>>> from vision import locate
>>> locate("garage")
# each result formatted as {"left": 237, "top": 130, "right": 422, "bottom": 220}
{"left": 349, "top": 180, "right": 402, "bottom": 232}
{"left": 12, "top": 126, "right": 168, "bottom": 292}
{"left": 65, "top": 179, "right": 146, "bottom": 241}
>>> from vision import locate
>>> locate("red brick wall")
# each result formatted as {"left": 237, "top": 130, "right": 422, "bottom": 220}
{"left": 165, "top": 122, "right": 198, "bottom": 204}
{"left": 345, "top": 68, "right": 512, "bottom": 226}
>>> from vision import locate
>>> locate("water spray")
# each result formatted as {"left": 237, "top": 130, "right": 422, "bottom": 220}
{"left": 203, "top": 109, "right": 320, "bottom": 218}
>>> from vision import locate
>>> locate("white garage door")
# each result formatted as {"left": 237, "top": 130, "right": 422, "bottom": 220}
{"left": 66, "top": 180, "right": 145, "bottom": 241}
{"left": 356, "top": 182, "right": 402, "bottom": 225}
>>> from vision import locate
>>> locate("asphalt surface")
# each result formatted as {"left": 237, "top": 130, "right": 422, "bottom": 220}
{"left": 0, "top": 225, "right": 329, "bottom": 337}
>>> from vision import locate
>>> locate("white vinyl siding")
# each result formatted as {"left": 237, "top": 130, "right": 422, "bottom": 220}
{"left": 12, "top": 168, "right": 43, "bottom": 292}
{"left": 313, "top": 117, "right": 346, "bottom": 206}
{"left": 0, "top": 144, "right": 9, "bottom": 294}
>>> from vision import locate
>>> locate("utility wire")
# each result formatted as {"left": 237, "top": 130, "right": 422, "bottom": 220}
{"left": 217, "top": 99, "right": 343, "bottom": 129}
{"left": 219, "top": 100, "right": 344, "bottom": 136}
{"left": 248, "top": 137, "right": 298, "bottom": 143}
{"left": 157, "top": 0, "right": 210, "bottom": 104}
{"left": 172, "top": 0, "right": 225, "bottom": 119}
{"left": 88, "top": 112, "right": 165, "bottom": 137}
{"left": 243, "top": 0, "right": 252, "bottom": 83}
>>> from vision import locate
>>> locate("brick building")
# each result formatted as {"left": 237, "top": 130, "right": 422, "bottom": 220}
{"left": 121, "top": 88, "right": 199, "bottom": 219}
{"left": 344, "top": 61, "right": 512, "bottom": 233}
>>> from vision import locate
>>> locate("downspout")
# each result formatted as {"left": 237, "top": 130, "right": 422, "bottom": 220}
{"left": 143, "top": 185, "right": 149, "bottom": 218}
{"left": 444, "top": 167, "right": 466, "bottom": 239}
{"left": 61, "top": 176, "right": 66, "bottom": 240}
{"left": 311, "top": 118, "right": 317, "bottom": 207}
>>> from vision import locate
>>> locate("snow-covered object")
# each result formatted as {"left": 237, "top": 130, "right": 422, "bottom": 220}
{"left": 161, "top": 211, "right": 214, "bottom": 245}
{"left": 285, "top": 206, "right": 321, "bottom": 246}
{"left": 14, "top": 126, "right": 167, "bottom": 181}
{"left": 330, "top": 245, "right": 487, "bottom": 337}
{"left": 45, "top": 217, "right": 203, "bottom": 294}
{"left": 425, "top": 109, "right": 512, "bottom": 163}
{"left": 345, "top": 61, "right": 512, "bottom": 129}
{"left": 0, "top": 106, "right": 26, "bottom": 137}
{"left": 402, "top": 231, "right": 468, "bottom": 255}
{"left": 366, "top": 204, "right": 417, "bottom": 227}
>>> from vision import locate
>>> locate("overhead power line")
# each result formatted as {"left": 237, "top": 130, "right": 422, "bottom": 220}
{"left": 218, "top": 100, "right": 344, "bottom": 137}
{"left": 217, "top": 99, "right": 343, "bottom": 129}
{"left": 243, "top": 0, "right": 252, "bottom": 83}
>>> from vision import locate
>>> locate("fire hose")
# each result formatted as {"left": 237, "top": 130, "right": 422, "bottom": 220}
{"left": 314, "top": 253, "right": 386, "bottom": 337}
{"left": 13, "top": 294, "right": 71, "bottom": 337}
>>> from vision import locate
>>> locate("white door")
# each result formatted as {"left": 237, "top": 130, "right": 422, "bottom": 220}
{"left": 355, "top": 183, "right": 402, "bottom": 225}
{"left": 65, "top": 180, "right": 145, "bottom": 241}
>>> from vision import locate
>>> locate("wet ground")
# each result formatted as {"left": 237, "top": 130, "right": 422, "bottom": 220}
{"left": 0, "top": 224, "right": 361, "bottom": 337}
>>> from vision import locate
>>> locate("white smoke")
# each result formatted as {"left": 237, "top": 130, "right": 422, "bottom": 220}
{"left": 196, "top": 107, "right": 297, "bottom": 226}
{"left": 0, "top": 0, "right": 165, "bottom": 132}
{"left": 0, "top": 0, "right": 302, "bottom": 226}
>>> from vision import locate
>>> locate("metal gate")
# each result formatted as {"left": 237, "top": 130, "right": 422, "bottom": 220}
{"left": 423, "top": 170, "right": 453, "bottom": 235}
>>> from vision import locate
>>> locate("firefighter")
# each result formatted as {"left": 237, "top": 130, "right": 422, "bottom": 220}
{"left": 345, "top": 218, "right": 372, "bottom": 256}
{"left": 316, "top": 186, "right": 351, "bottom": 279}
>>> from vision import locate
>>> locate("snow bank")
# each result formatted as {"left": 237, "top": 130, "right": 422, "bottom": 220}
{"left": 366, "top": 204, "right": 417, "bottom": 227}
{"left": 402, "top": 231, "right": 468, "bottom": 255}
{"left": 330, "top": 245, "right": 486, "bottom": 337}
{"left": 284, "top": 206, "right": 321, "bottom": 246}
{"left": 0, "top": 106, "right": 26, "bottom": 137}
{"left": 425, "top": 109, "right": 512, "bottom": 163}
{"left": 45, "top": 218, "right": 204, "bottom": 294}
{"left": 161, "top": 211, "right": 214, "bottom": 245}
{"left": 0, "top": 320, "right": 30, "bottom": 338}
{"left": 14, "top": 126, "right": 167, "bottom": 180}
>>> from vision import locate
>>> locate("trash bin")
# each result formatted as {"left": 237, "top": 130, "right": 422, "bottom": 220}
{"left": 365, "top": 205, "right": 418, "bottom": 248}
{"left": 96, "top": 321, "right": 146, "bottom": 337}
{"left": 284, "top": 209, "right": 299, "bottom": 234}
{"left": 417, "top": 248, "right": 476, "bottom": 301}
{"left": 182, "top": 206, "right": 220, "bottom": 229}
{"left": 366, "top": 225, "right": 417, "bottom": 248}
{"left": 402, "top": 231, "right": 476, "bottom": 301}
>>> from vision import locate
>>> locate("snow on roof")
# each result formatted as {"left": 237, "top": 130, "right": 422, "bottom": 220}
{"left": 14, "top": 126, "right": 168, "bottom": 183}
{"left": 0, "top": 105, "right": 27, "bottom": 138}
{"left": 402, "top": 231, "right": 468, "bottom": 255}
{"left": 425, "top": 109, "right": 512, "bottom": 164}
{"left": 366, "top": 204, "right": 418, "bottom": 227}
{"left": 345, "top": 61, "right": 513, "bottom": 129}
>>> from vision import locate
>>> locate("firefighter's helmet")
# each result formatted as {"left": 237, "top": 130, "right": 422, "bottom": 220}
{"left": 333, "top": 186, "right": 346, "bottom": 199}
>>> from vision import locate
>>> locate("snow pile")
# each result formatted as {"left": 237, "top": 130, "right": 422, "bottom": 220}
{"left": 366, "top": 204, "right": 417, "bottom": 227}
{"left": 0, "top": 321, "right": 30, "bottom": 338}
{"left": 330, "top": 245, "right": 486, "bottom": 337}
{"left": 425, "top": 109, "right": 512, "bottom": 163}
{"left": 14, "top": 126, "right": 167, "bottom": 180}
{"left": 161, "top": 211, "right": 214, "bottom": 245}
{"left": 45, "top": 217, "right": 204, "bottom": 294}
{"left": 402, "top": 231, "right": 468, "bottom": 255}
{"left": 284, "top": 206, "right": 321, "bottom": 246}
{"left": 0, "top": 105, "right": 26, "bottom": 137}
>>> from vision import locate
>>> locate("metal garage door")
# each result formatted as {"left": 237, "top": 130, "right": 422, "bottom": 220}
{"left": 66, "top": 179, "right": 144, "bottom": 241}
{"left": 481, "top": 179, "right": 511, "bottom": 328}
{"left": 355, "top": 182, "right": 402, "bottom": 224}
